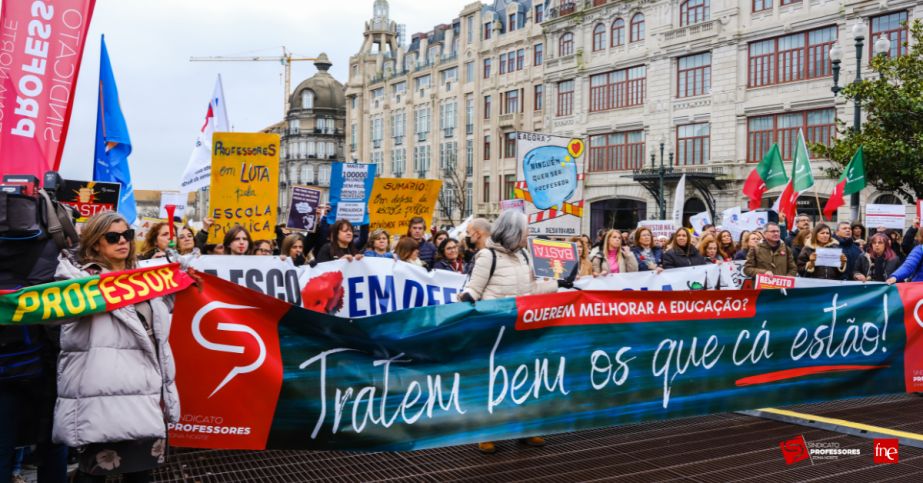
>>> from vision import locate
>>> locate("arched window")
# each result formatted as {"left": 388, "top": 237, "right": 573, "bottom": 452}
{"left": 593, "top": 24, "right": 606, "bottom": 51}
{"left": 302, "top": 165, "right": 314, "bottom": 184}
{"left": 630, "top": 14, "right": 645, "bottom": 43}
{"left": 560, "top": 32, "right": 574, "bottom": 56}
{"left": 680, "top": 0, "right": 709, "bottom": 27}
{"left": 302, "top": 90, "right": 314, "bottom": 109}
{"left": 874, "top": 194, "right": 903, "bottom": 205}
{"left": 612, "top": 19, "right": 625, "bottom": 47}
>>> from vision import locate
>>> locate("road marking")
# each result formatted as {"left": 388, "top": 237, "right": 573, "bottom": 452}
{"left": 758, "top": 407, "right": 923, "bottom": 442}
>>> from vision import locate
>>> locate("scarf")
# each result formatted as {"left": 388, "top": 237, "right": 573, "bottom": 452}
{"left": 872, "top": 254, "right": 887, "bottom": 282}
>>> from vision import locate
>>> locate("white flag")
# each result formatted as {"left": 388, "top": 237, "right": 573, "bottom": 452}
{"left": 689, "top": 211, "right": 711, "bottom": 236}
{"left": 179, "top": 75, "right": 230, "bottom": 193}
{"left": 672, "top": 174, "right": 686, "bottom": 227}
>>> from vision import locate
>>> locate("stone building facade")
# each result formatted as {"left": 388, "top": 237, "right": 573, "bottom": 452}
{"left": 542, "top": 0, "right": 918, "bottom": 236}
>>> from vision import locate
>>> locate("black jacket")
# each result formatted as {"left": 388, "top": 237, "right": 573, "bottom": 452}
{"left": 734, "top": 248, "right": 749, "bottom": 261}
{"left": 433, "top": 258, "right": 466, "bottom": 274}
{"left": 902, "top": 226, "right": 920, "bottom": 257}
{"left": 306, "top": 218, "right": 369, "bottom": 260}
{"left": 853, "top": 253, "right": 902, "bottom": 282}
{"left": 834, "top": 235, "right": 862, "bottom": 280}
{"left": 662, "top": 244, "right": 707, "bottom": 269}
{"left": 784, "top": 228, "right": 802, "bottom": 248}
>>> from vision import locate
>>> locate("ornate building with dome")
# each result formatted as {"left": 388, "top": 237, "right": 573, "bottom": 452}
{"left": 264, "top": 53, "right": 347, "bottom": 220}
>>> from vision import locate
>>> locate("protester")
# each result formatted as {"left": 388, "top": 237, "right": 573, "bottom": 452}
{"left": 394, "top": 237, "right": 424, "bottom": 267}
{"left": 738, "top": 230, "right": 751, "bottom": 248}
{"left": 433, "top": 230, "right": 450, "bottom": 250}
{"left": 203, "top": 244, "right": 225, "bottom": 255}
{"left": 655, "top": 235, "right": 668, "bottom": 250}
{"left": 406, "top": 217, "right": 437, "bottom": 268}
{"left": 851, "top": 222, "right": 867, "bottom": 246}
{"left": 792, "top": 229, "right": 811, "bottom": 264}
{"left": 54, "top": 212, "right": 197, "bottom": 483}
{"left": 734, "top": 232, "right": 762, "bottom": 261}
{"left": 797, "top": 223, "right": 848, "bottom": 280}
{"left": 855, "top": 233, "right": 902, "bottom": 282}
{"left": 281, "top": 234, "right": 308, "bottom": 266}
{"left": 619, "top": 231, "right": 630, "bottom": 248}
{"left": 364, "top": 229, "right": 393, "bottom": 259}
{"left": 433, "top": 238, "right": 466, "bottom": 273}
{"left": 783, "top": 213, "right": 812, "bottom": 247}
{"left": 901, "top": 217, "right": 920, "bottom": 257}
{"left": 591, "top": 229, "right": 638, "bottom": 275}
{"left": 304, "top": 203, "right": 369, "bottom": 259}
{"left": 223, "top": 225, "right": 253, "bottom": 255}
{"left": 253, "top": 239, "right": 273, "bottom": 256}
{"left": 139, "top": 222, "right": 172, "bottom": 260}
{"left": 592, "top": 229, "right": 605, "bottom": 250}
{"left": 702, "top": 224, "right": 717, "bottom": 238}
{"left": 177, "top": 226, "right": 197, "bottom": 256}
{"left": 888, "top": 226, "right": 923, "bottom": 284}
{"left": 698, "top": 236, "right": 728, "bottom": 265}
{"left": 458, "top": 211, "right": 567, "bottom": 455}
{"left": 194, "top": 217, "right": 214, "bottom": 250}
{"left": 580, "top": 234, "right": 592, "bottom": 249}
{"left": 630, "top": 228, "right": 663, "bottom": 273}
{"left": 883, "top": 229, "right": 906, "bottom": 263}
{"left": 464, "top": 218, "right": 491, "bottom": 272}
{"left": 662, "top": 228, "right": 706, "bottom": 269}
{"left": 316, "top": 220, "right": 364, "bottom": 263}
{"left": 833, "top": 221, "right": 862, "bottom": 280}
{"left": 274, "top": 223, "right": 291, "bottom": 255}
{"left": 717, "top": 230, "right": 737, "bottom": 260}
{"left": 567, "top": 236, "right": 594, "bottom": 276}
{"left": 743, "top": 222, "right": 797, "bottom": 278}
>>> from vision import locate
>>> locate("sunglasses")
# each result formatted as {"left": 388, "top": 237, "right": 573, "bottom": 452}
{"left": 103, "top": 230, "right": 135, "bottom": 244}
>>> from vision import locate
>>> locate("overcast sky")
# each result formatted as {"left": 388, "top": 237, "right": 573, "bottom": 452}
{"left": 57, "top": 0, "right": 469, "bottom": 190}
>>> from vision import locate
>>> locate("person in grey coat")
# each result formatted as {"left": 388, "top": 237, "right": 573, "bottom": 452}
{"left": 54, "top": 212, "right": 197, "bottom": 483}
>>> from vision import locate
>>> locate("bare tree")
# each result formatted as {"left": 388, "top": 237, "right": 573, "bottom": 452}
{"left": 436, "top": 159, "right": 470, "bottom": 228}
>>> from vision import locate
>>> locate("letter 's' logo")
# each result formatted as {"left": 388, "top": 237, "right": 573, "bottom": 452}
{"left": 192, "top": 301, "right": 265, "bottom": 398}
{"left": 796, "top": 163, "right": 805, "bottom": 173}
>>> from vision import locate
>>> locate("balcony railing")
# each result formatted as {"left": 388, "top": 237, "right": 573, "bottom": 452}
{"left": 370, "top": 74, "right": 385, "bottom": 85}
{"left": 429, "top": 31, "right": 446, "bottom": 44}
{"left": 444, "top": 128, "right": 454, "bottom": 138}
{"left": 417, "top": 132, "right": 427, "bottom": 142}
{"left": 441, "top": 52, "right": 458, "bottom": 64}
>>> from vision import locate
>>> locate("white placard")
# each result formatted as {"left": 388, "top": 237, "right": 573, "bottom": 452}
{"left": 638, "top": 220, "right": 676, "bottom": 240}
{"left": 335, "top": 201, "right": 366, "bottom": 224}
{"left": 866, "top": 204, "right": 905, "bottom": 229}
{"left": 159, "top": 192, "right": 188, "bottom": 221}
{"left": 738, "top": 211, "right": 769, "bottom": 232}
{"left": 815, "top": 247, "right": 843, "bottom": 268}
{"left": 722, "top": 207, "right": 743, "bottom": 243}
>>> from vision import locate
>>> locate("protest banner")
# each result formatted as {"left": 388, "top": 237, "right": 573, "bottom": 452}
{"left": 368, "top": 179, "right": 443, "bottom": 233}
{"left": 207, "top": 133, "right": 279, "bottom": 243}
{"left": 815, "top": 247, "right": 843, "bottom": 268}
{"left": 574, "top": 264, "right": 722, "bottom": 291}
{"left": 327, "top": 163, "right": 376, "bottom": 225}
{"left": 58, "top": 180, "right": 121, "bottom": 222}
{"left": 159, "top": 192, "right": 188, "bottom": 221}
{"left": 287, "top": 185, "right": 323, "bottom": 233}
{"left": 738, "top": 211, "right": 769, "bottom": 232}
{"left": 638, "top": 220, "right": 675, "bottom": 240}
{"left": 0, "top": 264, "right": 193, "bottom": 325}
{"left": 515, "top": 133, "right": 585, "bottom": 237}
{"left": 867, "top": 204, "right": 906, "bottom": 230}
{"left": 0, "top": 0, "right": 97, "bottom": 179}
{"left": 689, "top": 212, "right": 710, "bottom": 235}
{"left": 529, "top": 238, "right": 578, "bottom": 280}
{"left": 720, "top": 261, "right": 752, "bottom": 290}
{"left": 168, "top": 273, "right": 923, "bottom": 451}
{"left": 500, "top": 199, "right": 525, "bottom": 214}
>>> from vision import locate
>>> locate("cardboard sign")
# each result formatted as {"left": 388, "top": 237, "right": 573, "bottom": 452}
{"left": 368, "top": 179, "right": 443, "bottom": 233}
{"left": 327, "top": 163, "right": 376, "bottom": 225}
{"left": 207, "top": 133, "right": 279, "bottom": 243}
{"left": 867, "top": 204, "right": 905, "bottom": 230}
{"left": 754, "top": 273, "right": 795, "bottom": 289}
{"left": 58, "top": 180, "right": 121, "bottom": 222}
{"left": 159, "top": 192, "right": 188, "bottom": 222}
{"left": 528, "top": 238, "right": 578, "bottom": 280}
{"left": 500, "top": 199, "right": 525, "bottom": 214}
{"left": 815, "top": 247, "right": 843, "bottom": 268}
{"left": 638, "top": 220, "right": 675, "bottom": 241}
{"left": 516, "top": 132, "right": 586, "bottom": 236}
{"left": 287, "top": 185, "right": 323, "bottom": 233}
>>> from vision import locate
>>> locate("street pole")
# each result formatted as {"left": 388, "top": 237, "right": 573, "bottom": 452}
{"left": 850, "top": 27, "right": 864, "bottom": 222}
{"left": 659, "top": 140, "right": 666, "bottom": 220}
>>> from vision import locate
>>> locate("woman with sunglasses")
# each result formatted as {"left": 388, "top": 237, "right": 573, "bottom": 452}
{"left": 139, "top": 222, "right": 172, "bottom": 260}
{"left": 54, "top": 212, "right": 198, "bottom": 483}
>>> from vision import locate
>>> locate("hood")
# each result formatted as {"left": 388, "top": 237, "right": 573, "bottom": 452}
{"left": 850, "top": 221, "right": 866, "bottom": 239}
{"left": 804, "top": 238, "right": 840, "bottom": 250}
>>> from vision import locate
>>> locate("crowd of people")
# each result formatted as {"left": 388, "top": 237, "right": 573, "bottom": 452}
{"left": 4, "top": 206, "right": 923, "bottom": 483}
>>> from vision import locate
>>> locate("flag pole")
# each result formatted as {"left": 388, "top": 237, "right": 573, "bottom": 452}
{"left": 813, "top": 184, "right": 824, "bottom": 221}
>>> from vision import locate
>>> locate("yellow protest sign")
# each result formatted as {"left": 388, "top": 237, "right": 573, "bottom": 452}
{"left": 207, "top": 133, "right": 280, "bottom": 243}
{"left": 368, "top": 179, "right": 442, "bottom": 233}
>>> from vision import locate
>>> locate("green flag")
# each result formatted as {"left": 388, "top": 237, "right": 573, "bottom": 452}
{"left": 841, "top": 146, "right": 866, "bottom": 196}
{"left": 791, "top": 130, "right": 815, "bottom": 193}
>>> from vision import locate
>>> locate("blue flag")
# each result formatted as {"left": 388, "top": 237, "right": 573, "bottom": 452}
{"left": 93, "top": 35, "right": 136, "bottom": 225}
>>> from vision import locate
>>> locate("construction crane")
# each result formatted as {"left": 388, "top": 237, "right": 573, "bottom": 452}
{"left": 191, "top": 47, "right": 316, "bottom": 116}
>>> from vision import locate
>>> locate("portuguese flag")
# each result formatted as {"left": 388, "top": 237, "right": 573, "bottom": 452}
{"left": 0, "top": 263, "right": 194, "bottom": 324}
{"left": 742, "top": 143, "right": 787, "bottom": 210}
{"left": 823, "top": 146, "right": 866, "bottom": 221}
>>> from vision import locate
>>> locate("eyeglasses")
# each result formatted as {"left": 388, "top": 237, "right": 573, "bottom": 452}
{"left": 446, "top": 246, "right": 458, "bottom": 250}
{"left": 103, "top": 230, "right": 135, "bottom": 244}
{"left": 766, "top": 230, "right": 781, "bottom": 234}
{"left": 257, "top": 248, "right": 272, "bottom": 254}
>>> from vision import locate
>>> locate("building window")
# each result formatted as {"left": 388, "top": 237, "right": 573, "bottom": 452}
{"left": 351, "top": 97, "right": 357, "bottom": 109}
{"left": 593, "top": 24, "right": 606, "bottom": 51}
{"left": 466, "top": 139, "right": 473, "bottom": 174}
{"left": 588, "top": 131, "right": 646, "bottom": 172}
{"left": 505, "top": 90, "right": 519, "bottom": 114}
{"left": 534, "top": 44, "right": 543, "bottom": 65}
{"left": 747, "top": 108, "right": 836, "bottom": 161}
{"left": 561, "top": 1, "right": 576, "bottom": 15}
{"left": 319, "top": 165, "right": 331, "bottom": 186}
{"left": 485, "top": 22, "right": 492, "bottom": 39}
{"left": 589, "top": 66, "right": 646, "bottom": 112}
{"left": 612, "top": 19, "right": 625, "bottom": 47}
{"left": 303, "top": 90, "right": 314, "bottom": 108}
{"left": 415, "top": 75, "right": 431, "bottom": 90}
{"left": 484, "top": 95, "right": 491, "bottom": 119}
{"left": 517, "top": 49, "right": 524, "bottom": 70}
{"left": 483, "top": 176, "right": 490, "bottom": 202}
{"left": 534, "top": 84, "right": 543, "bottom": 110}
{"left": 678, "top": 53, "right": 711, "bottom": 98}
{"left": 753, "top": 0, "right": 771, "bottom": 13}
{"left": 557, "top": 80, "right": 575, "bottom": 116}
{"left": 466, "top": 61, "right": 474, "bottom": 83}
{"left": 505, "top": 174, "right": 516, "bottom": 199}
{"left": 630, "top": 14, "right": 644, "bottom": 43}
{"left": 593, "top": 0, "right": 608, "bottom": 5}
{"left": 484, "top": 58, "right": 491, "bottom": 78}
{"left": 468, "top": 15, "right": 474, "bottom": 43}
{"left": 428, "top": 47, "right": 439, "bottom": 64}
{"left": 560, "top": 33, "right": 574, "bottom": 56}
{"left": 440, "top": 67, "right": 458, "bottom": 84}
{"left": 504, "top": 132, "right": 517, "bottom": 158}
{"left": 507, "top": 51, "right": 515, "bottom": 73}
{"left": 509, "top": 14, "right": 517, "bottom": 32}
{"left": 748, "top": 26, "right": 837, "bottom": 88}
{"left": 393, "top": 82, "right": 406, "bottom": 94}
{"left": 500, "top": 53, "right": 507, "bottom": 74}
{"left": 680, "top": 0, "right": 709, "bottom": 27}
{"left": 781, "top": 0, "right": 801, "bottom": 4}
{"left": 466, "top": 97, "right": 474, "bottom": 132}
{"left": 536, "top": 5, "right": 544, "bottom": 22}
{"left": 466, "top": 182, "right": 473, "bottom": 216}
{"left": 677, "top": 123, "right": 710, "bottom": 166}
{"left": 871, "top": 12, "right": 908, "bottom": 58}
{"left": 484, "top": 136, "right": 491, "bottom": 160}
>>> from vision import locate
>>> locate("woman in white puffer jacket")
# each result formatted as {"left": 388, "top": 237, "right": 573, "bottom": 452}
{"left": 457, "top": 210, "right": 572, "bottom": 455}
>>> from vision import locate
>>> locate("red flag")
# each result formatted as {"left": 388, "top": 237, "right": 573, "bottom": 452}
{"left": 776, "top": 179, "right": 799, "bottom": 230}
